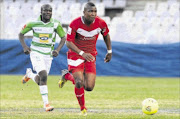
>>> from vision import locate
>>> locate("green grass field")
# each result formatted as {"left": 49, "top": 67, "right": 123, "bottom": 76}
{"left": 0, "top": 75, "right": 179, "bottom": 119}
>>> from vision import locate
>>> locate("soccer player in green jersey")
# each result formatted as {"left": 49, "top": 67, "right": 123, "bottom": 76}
{"left": 19, "top": 4, "right": 66, "bottom": 112}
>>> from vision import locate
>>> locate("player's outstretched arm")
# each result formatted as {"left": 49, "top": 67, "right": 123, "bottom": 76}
{"left": 103, "top": 34, "right": 112, "bottom": 63}
{"left": 52, "top": 36, "right": 66, "bottom": 57}
{"left": 19, "top": 33, "right": 31, "bottom": 55}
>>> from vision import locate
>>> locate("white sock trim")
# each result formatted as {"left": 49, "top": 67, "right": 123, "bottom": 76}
{"left": 39, "top": 85, "right": 49, "bottom": 106}
{"left": 39, "top": 85, "right": 48, "bottom": 94}
{"left": 28, "top": 73, "right": 38, "bottom": 83}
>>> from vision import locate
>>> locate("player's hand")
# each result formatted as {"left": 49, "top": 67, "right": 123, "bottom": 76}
{"left": 52, "top": 50, "right": 59, "bottom": 57}
{"left": 82, "top": 53, "right": 95, "bottom": 62}
{"left": 104, "top": 53, "right": 112, "bottom": 63}
{"left": 23, "top": 46, "right": 31, "bottom": 55}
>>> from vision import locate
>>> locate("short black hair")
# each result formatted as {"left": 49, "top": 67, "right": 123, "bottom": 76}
{"left": 41, "top": 4, "right": 52, "bottom": 12}
{"left": 86, "top": 2, "right": 95, "bottom": 7}
{"left": 84, "top": 2, "right": 96, "bottom": 11}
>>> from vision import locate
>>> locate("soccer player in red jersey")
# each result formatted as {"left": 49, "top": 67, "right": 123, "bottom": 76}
{"left": 58, "top": 2, "right": 112, "bottom": 115}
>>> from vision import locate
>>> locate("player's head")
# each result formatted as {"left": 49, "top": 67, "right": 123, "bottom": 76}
{"left": 41, "top": 4, "right": 52, "bottom": 22}
{"left": 83, "top": 2, "right": 97, "bottom": 24}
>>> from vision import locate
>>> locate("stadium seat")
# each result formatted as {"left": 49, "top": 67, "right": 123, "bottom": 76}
{"left": 9, "top": 0, "right": 22, "bottom": 9}
{"left": 150, "top": 17, "right": 161, "bottom": 28}
{"left": 122, "top": 10, "right": 134, "bottom": 19}
{"left": 88, "top": 0, "right": 97, "bottom": 3}
{"left": 32, "top": 3, "right": 43, "bottom": 17}
{"left": 102, "top": 0, "right": 114, "bottom": 8}
{"left": 56, "top": 3, "right": 68, "bottom": 17}
{"left": 134, "top": 10, "right": 145, "bottom": 20}
{"left": 174, "top": 18, "right": 180, "bottom": 27}
{"left": 69, "top": 3, "right": 82, "bottom": 19}
{"left": 127, "top": 17, "right": 136, "bottom": 26}
{"left": 144, "top": 2, "right": 156, "bottom": 11}
{"left": 53, "top": 0, "right": 64, "bottom": 3}
{"left": 136, "top": 16, "right": 150, "bottom": 34}
{"left": 156, "top": 2, "right": 169, "bottom": 16}
{"left": 77, "top": 0, "right": 88, "bottom": 5}
{"left": 167, "top": 0, "right": 178, "bottom": 6}
{"left": 114, "top": 0, "right": 127, "bottom": 8}
{"left": 109, "top": 26, "right": 117, "bottom": 41}
{"left": 146, "top": 10, "right": 157, "bottom": 20}
{"left": 113, "top": 23, "right": 132, "bottom": 43}
{"left": 60, "top": 10, "right": 72, "bottom": 25}
{"left": 8, "top": 5, "right": 20, "bottom": 16}
{"left": 159, "top": 11, "right": 170, "bottom": 19}
{"left": 101, "top": 16, "right": 111, "bottom": 26}
{"left": 94, "top": 0, "right": 102, "bottom": 3}
{"left": 168, "top": 2, "right": 180, "bottom": 17}
{"left": 162, "top": 17, "right": 174, "bottom": 27}
{"left": 96, "top": 3, "right": 105, "bottom": 16}
{"left": 65, "top": 0, "right": 76, "bottom": 7}
{"left": 21, "top": 2, "right": 33, "bottom": 18}
{"left": 110, "top": 16, "right": 123, "bottom": 27}
{"left": 130, "top": 23, "right": 143, "bottom": 39}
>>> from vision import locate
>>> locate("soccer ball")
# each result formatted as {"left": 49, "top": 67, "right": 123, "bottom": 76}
{"left": 142, "top": 98, "right": 159, "bottom": 115}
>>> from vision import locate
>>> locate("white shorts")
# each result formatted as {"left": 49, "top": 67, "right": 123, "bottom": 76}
{"left": 30, "top": 51, "right": 53, "bottom": 74}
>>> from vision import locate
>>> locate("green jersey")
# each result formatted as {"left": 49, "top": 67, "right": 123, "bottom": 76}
{"left": 21, "top": 16, "right": 66, "bottom": 55}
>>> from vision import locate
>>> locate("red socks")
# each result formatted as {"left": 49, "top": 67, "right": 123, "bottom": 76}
{"left": 65, "top": 73, "right": 75, "bottom": 84}
{"left": 75, "top": 87, "right": 85, "bottom": 110}
{"left": 66, "top": 73, "right": 85, "bottom": 110}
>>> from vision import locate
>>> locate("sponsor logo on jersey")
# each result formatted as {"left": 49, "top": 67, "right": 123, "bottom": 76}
{"left": 33, "top": 27, "right": 54, "bottom": 33}
{"left": 34, "top": 28, "right": 42, "bottom": 32}
{"left": 81, "top": 36, "right": 96, "bottom": 40}
{"left": 39, "top": 34, "right": 49, "bottom": 43}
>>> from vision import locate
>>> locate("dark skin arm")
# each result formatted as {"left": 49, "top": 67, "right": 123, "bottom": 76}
{"left": 103, "top": 33, "right": 112, "bottom": 63}
{"left": 19, "top": 33, "right": 31, "bottom": 55}
{"left": 66, "top": 41, "right": 95, "bottom": 62}
{"left": 52, "top": 36, "right": 66, "bottom": 57}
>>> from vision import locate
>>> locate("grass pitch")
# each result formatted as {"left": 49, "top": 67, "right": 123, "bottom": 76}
{"left": 0, "top": 75, "right": 179, "bottom": 119}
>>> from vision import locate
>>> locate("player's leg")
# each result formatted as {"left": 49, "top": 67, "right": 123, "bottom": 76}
{"left": 22, "top": 56, "right": 40, "bottom": 85}
{"left": 30, "top": 52, "right": 53, "bottom": 111}
{"left": 38, "top": 69, "right": 53, "bottom": 111}
{"left": 83, "top": 60, "right": 96, "bottom": 91}
{"left": 64, "top": 53, "right": 87, "bottom": 115}
{"left": 72, "top": 71, "right": 87, "bottom": 112}
{"left": 41, "top": 55, "right": 54, "bottom": 112}
{"left": 23, "top": 69, "right": 40, "bottom": 85}
{"left": 22, "top": 51, "right": 41, "bottom": 85}
{"left": 84, "top": 73, "right": 96, "bottom": 91}
{"left": 59, "top": 52, "right": 83, "bottom": 88}
{"left": 58, "top": 69, "right": 75, "bottom": 88}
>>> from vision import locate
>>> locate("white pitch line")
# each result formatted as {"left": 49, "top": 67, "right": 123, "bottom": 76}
{"left": 1, "top": 108, "right": 179, "bottom": 114}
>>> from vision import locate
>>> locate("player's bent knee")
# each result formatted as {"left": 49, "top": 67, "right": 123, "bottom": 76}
{"left": 38, "top": 70, "right": 47, "bottom": 85}
{"left": 84, "top": 87, "right": 94, "bottom": 91}
{"left": 35, "top": 75, "right": 40, "bottom": 85}
{"left": 75, "top": 81, "right": 83, "bottom": 88}
{"left": 75, "top": 78, "right": 83, "bottom": 88}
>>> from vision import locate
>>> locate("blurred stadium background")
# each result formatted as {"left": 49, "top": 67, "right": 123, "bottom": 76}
{"left": 0, "top": 0, "right": 179, "bottom": 77}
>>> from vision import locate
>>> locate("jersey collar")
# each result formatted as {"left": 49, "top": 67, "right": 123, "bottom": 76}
{"left": 81, "top": 16, "right": 95, "bottom": 24}
{"left": 38, "top": 15, "right": 53, "bottom": 24}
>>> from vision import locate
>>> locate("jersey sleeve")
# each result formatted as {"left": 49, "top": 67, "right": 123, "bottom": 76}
{"left": 100, "top": 19, "right": 109, "bottom": 37}
{"left": 56, "top": 22, "right": 66, "bottom": 38}
{"left": 20, "top": 22, "right": 32, "bottom": 34}
{"left": 67, "top": 21, "right": 77, "bottom": 42}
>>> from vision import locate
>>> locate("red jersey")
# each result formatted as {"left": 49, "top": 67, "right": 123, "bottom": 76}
{"left": 67, "top": 16, "right": 109, "bottom": 56}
